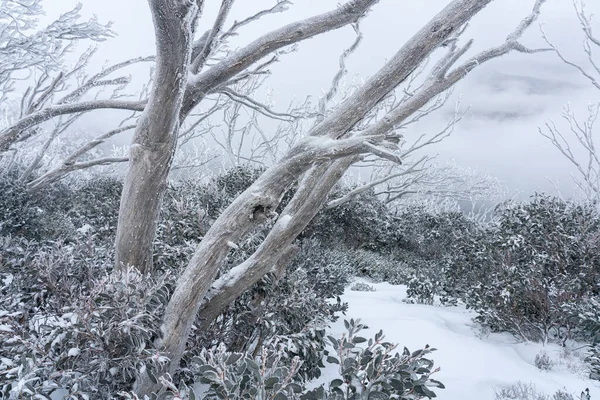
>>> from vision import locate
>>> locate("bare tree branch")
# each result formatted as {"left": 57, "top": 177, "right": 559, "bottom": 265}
{"left": 0, "top": 100, "right": 144, "bottom": 151}
{"left": 190, "top": 0, "right": 235, "bottom": 73}
{"left": 540, "top": 0, "right": 600, "bottom": 202}
{"left": 181, "top": 0, "right": 380, "bottom": 116}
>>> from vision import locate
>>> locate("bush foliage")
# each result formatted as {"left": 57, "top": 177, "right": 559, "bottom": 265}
{"left": 3, "top": 162, "right": 600, "bottom": 397}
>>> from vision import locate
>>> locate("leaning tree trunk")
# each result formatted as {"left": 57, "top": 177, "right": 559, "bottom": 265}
{"left": 114, "top": 0, "right": 197, "bottom": 273}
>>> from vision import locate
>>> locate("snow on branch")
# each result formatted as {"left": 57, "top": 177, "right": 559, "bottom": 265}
{"left": 190, "top": 0, "right": 236, "bottom": 74}
{"left": 0, "top": 1, "right": 113, "bottom": 99}
{"left": 27, "top": 124, "right": 136, "bottom": 189}
{"left": 539, "top": 0, "right": 600, "bottom": 202}
{"left": 0, "top": 100, "right": 145, "bottom": 152}
{"left": 182, "top": 0, "right": 379, "bottom": 115}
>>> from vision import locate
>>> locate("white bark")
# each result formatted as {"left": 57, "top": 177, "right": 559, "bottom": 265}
{"left": 114, "top": 0, "right": 198, "bottom": 273}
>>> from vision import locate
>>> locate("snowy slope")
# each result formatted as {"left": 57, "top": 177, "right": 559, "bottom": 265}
{"left": 321, "top": 280, "right": 598, "bottom": 400}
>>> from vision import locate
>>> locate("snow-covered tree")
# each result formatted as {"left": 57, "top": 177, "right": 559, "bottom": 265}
{"left": 540, "top": 0, "right": 600, "bottom": 203}
{"left": 0, "top": 0, "right": 552, "bottom": 395}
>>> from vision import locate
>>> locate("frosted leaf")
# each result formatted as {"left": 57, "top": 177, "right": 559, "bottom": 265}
{"left": 0, "top": 357, "right": 14, "bottom": 366}
{"left": 1, "top": 273, "right": 13, "bottom": 286}
{"left": 68, "top": 347, "right": 80, "bottom": 357}
{"left": 76, "top": 224, "right": 94, "bottom": 234}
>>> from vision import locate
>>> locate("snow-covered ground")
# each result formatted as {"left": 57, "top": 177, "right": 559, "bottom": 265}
{"left": 319, "top": 280, "right": 599, "bottom": 400}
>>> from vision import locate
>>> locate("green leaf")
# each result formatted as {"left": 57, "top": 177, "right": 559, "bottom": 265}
{"left": 415, "top": 385, "right": 437, "bottom": 398}
{"left": 389, "top": 378, "right": 404, "bottom": 391}
{"left": 197, "top": 365, "right": 218, "bottom": 374}
{"left": 330, "top": 379, "right": 343, "bottom": 388}
{"left": 411, "top": 349, "right": 423, "bottom": 358}
{"left": 202, "top": 370, "right": 221, "bottom": 383}
{"left": 246, "top": 359, "right": 259, "bottom": 370}
{"left": 326, "top": 356, "right": 340, "bottom": 364}
{"left": 265, "top": 377, "right": 279, "bottom": 389}
{"left": 226, "top": 353, "right": 243, "bottom": 365}
{"left": 429, "top": 379, "right": 445, "bottom": 389}
{"left": 352, "top": 336, "right": 367, "bottom": 344}
{"left": 328, "top": 336, "right": 339, "bottom": 350}
{"left": 288, "top": 383, "right": 303, "bottom": 393}
{"left": 147, "top": 368, "right": 158, "bottom": 384}
{"left": 368, "top": 391, "right": 390, "bottom": 400}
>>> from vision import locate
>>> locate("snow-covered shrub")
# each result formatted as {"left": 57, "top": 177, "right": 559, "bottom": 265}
{"left": 305, "top": 187, "right": 395, "bottom": 252}
{"left": 0, "top": 239, "right": 175, "bottom": 398}
{"left": 194, "top": 240, "right": 350, "bottom": 382}
{"left": 189, "top": 319, "right": 443, "bottom": 400}
{"left": 394, "top": 207, "right": 475, "bottom": 260}
{"left": 390, "top": 207, "right": 480, "bottom": 304}
{"left": 448, "top": 196, "right": 600, "bottom": 343}
{"left": 494, "top": 382, "right": 574, "bottom": 400}
{"left": 405, "top": 267, "right": 447, "bottom": 305}
{"left": 213, "top": 164, "right": 266, "bottom": 201}
{"left": 563, "top": 296, "right": 600, "bottom": 343}
{"left": 586, "top": 344, "right": 600, "bottom": 380}
{"left": 349, "top": 249, "right": 409, "bottom": 284}
{"left": 0, "top": 167, "right": 74, "bottom": 240}
{"left": 67, "top": 176, "right": 122, "bottom": 243}
{"left": 350, "top": 282, "right": 375, "bottom": 292}
{"left": 552, "top": 391, "right": 575, "bottom": 400}
{"left": 192, "top": 342, "right": 304, "bottom": 399}
{"left": 308, "top": 318, "right": 444, "bottom": 399}
{"left": 534, "top": 351, "right": 554, "bottom": 371}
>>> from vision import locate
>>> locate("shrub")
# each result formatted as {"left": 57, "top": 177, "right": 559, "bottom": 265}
{"left": 350, "top": 282, "right": 376, "bottom": 292}
{"left": 213, "top": 164, "right": 266, "bottom": 200}
{"left": 0, "top": 240, "right": 174, "bottom": 398}
{"left": 447, "top": 196, "right": 600, "bottom": 343}
{"left": 190, "top": 319, "right": 443, "bottom": 400}
{"left": 304, "top": 187, "right": 395, "bottom": 252}
{"left": 393, "top": 207, "right": 476, "bottom": 261}
{"left": 349, "top": 249, "right": 409, "bottom": 285}
{"left": 307, "top": 318, "right": 443, "bottom": 399}
{"left": 494, "top": 382, "right": 574, "bottom": 400}
{"left": 0, "top": 167, "right": 74, "bottom": 240}
{"left": 405, "top": 268, "right": 443, "bottom": 305}
{"left": 586, "top": 344, "right": 600, "bottom": 381}
{"left": 192, "top": 342, "right": 304, "bottom": 399}
{"left": 67, "top": 177, "right": 122, "bottom": 243}
{"left": 534, "top": 351, "right": 554, "bottom": 371}
{"left": 192, "top": 240, "right": 351, "bottom": 382}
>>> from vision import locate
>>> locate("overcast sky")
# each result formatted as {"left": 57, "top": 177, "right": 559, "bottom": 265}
{"left": 43, "top": 0, "right": 600, "bottom": 199}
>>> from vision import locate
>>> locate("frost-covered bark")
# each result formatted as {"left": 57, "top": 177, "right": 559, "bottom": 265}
{"left": 179, "top": 0, "right": 380, "bottom": 117}
{"left": 0, "top": 101, "right": 144, "bottom": 151}
{"left": 114, "top": 0, "right": 198, "bottom": 272}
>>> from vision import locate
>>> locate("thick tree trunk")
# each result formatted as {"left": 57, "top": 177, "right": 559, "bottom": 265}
{"left": 114, "top": 0, "right": 198, "bottom": 273}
